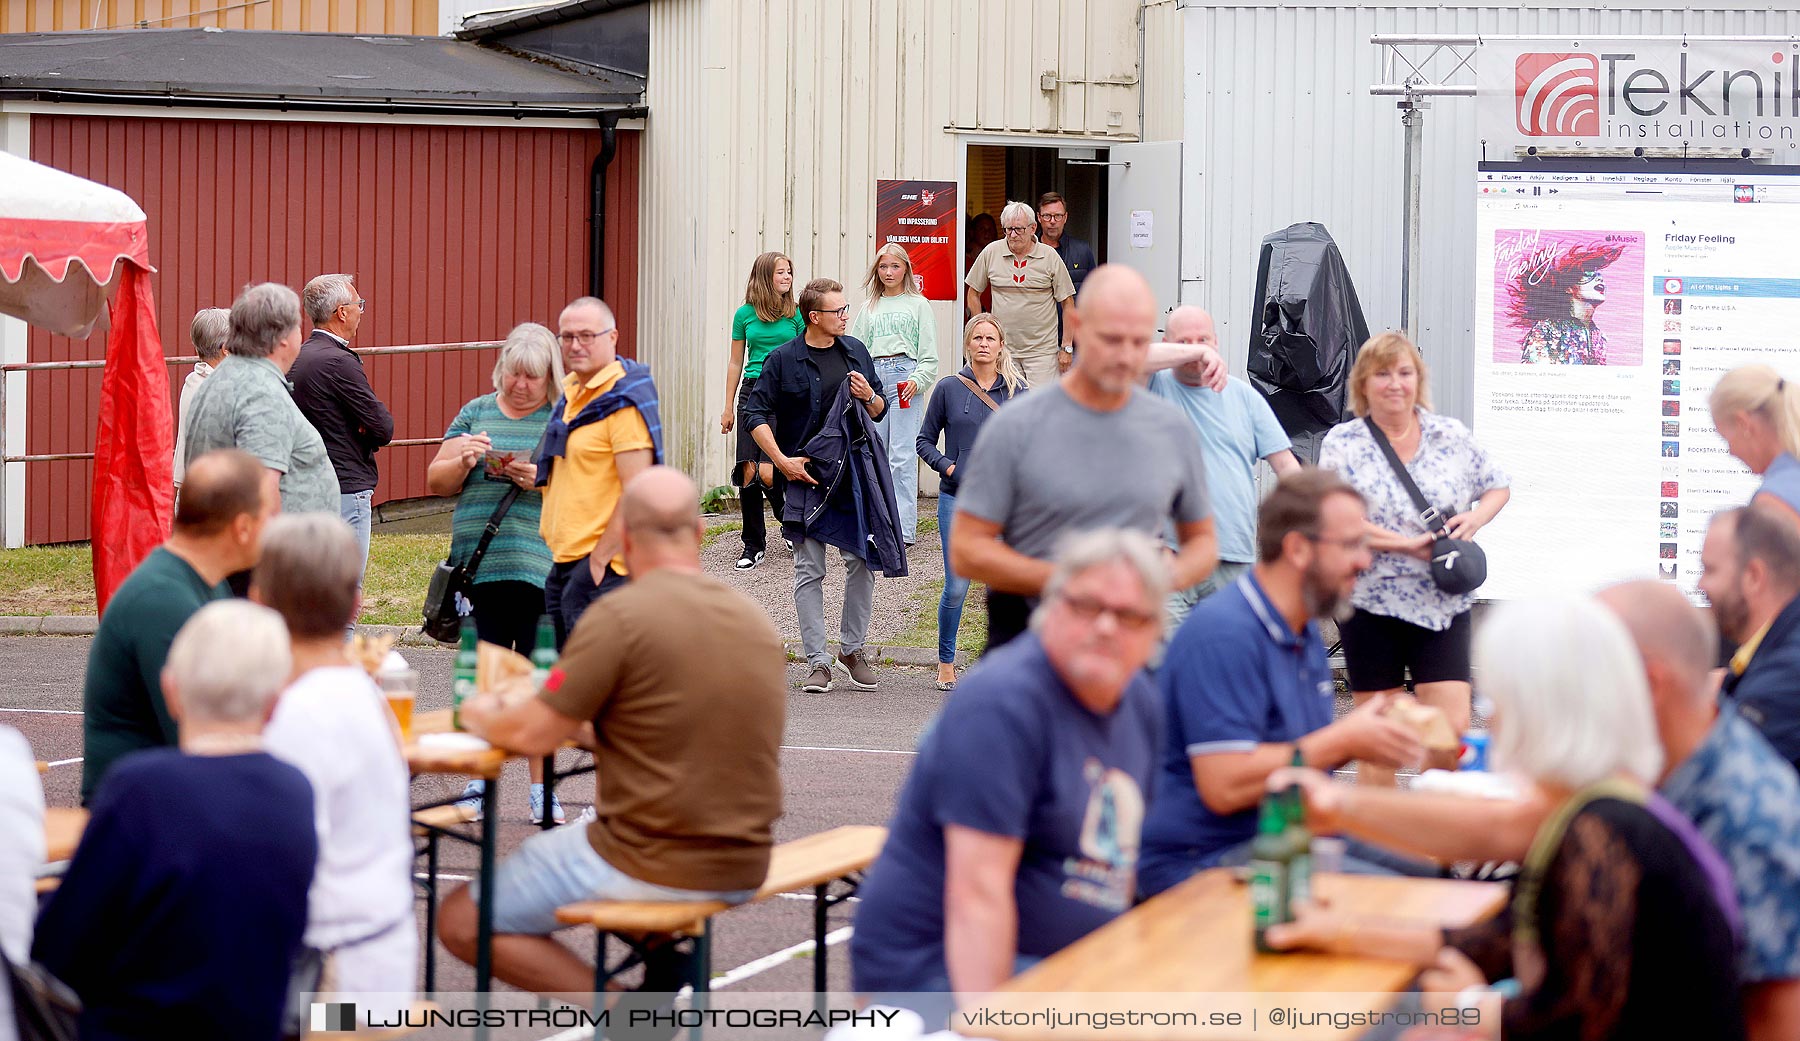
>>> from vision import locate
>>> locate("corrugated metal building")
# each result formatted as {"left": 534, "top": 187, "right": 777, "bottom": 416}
{"left": 1157, "top": 1, "right": 1800, "bottom": 421}
{"left": 469, "top": 0, "right": 1152, "bottom": 487}
{"left": 0, "top": 29, "right": 644, "bottom": 544}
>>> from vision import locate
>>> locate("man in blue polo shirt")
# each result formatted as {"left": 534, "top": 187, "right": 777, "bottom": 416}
{"left": 1138, "top": 468, "right": 1427, "bottom": 897}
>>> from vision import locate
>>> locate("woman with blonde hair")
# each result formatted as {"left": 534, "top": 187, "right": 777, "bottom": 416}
{"left": 852, "top": 243, "right": 938, "bottom": 545}
{"left": 722, "top": 251, "right": 805, "bottom": 569}
{"left": 427, "top": 321, "right": 566, "bottom": 823}
{"left": 1318, "top": 331, "right": 1510, "bottom": 784}
{"left": 915, "top": 313, "right": 1025, "bottom": 689}
{"left": 1710, "top": 363, "right": 1800, "bottom": 524}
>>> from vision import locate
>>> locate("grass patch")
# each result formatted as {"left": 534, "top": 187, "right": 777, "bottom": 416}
{"left": 702, "top": 519, "right": 744, "bottom": 549}
{"left": 0, "top": 534, "right": 453, "bottom": 625}
{"left": 359, "top": 533, "right": 452, "bottom": 625}
{"left": 892, "top": 576, "right": 986, "bottom": 656}
{"left": 0, "top": 544, "right": 99, "bottom": 616}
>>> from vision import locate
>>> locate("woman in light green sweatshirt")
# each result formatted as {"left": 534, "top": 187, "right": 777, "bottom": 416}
{"left": 851, "top": 243, "right": 938, "bottom": 545}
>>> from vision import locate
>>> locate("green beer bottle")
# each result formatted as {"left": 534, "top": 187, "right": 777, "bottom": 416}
{"left": 451, "top": 618, "right": 478, "bottom": 731}
{"left": 1284, "top": 750, "right": 1313, "bottom": 908}
{"left": 531, "top": 614, "right": 558, "bottom": 690}
{"left": 1249, "top": 792, "right": 1290, "bottom": 953}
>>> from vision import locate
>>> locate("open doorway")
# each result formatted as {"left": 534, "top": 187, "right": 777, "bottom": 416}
{"left": 963, "top": 142, "right": 1109, "bottom": 315}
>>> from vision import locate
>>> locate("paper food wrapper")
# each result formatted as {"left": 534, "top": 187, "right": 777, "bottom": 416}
{"left": 347, "top": 632, "right": 398, "bottom": 676}
{"left": 1384, "top": 697, "right": 1460, "bottom": 751}
{"left": 477, "top": 640, "right": 536, "bottom": 707}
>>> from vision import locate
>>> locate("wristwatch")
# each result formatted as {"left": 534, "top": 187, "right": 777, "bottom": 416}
{"left": 1060, "top": 344, "right": 1074, "bottom": 354}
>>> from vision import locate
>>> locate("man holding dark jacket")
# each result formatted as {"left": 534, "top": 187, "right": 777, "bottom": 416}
{"left": 291, "top": 273, "right": 394, "bottom": 578}
{"left": 746, "top": 278, "right": 889, "bottom": 694}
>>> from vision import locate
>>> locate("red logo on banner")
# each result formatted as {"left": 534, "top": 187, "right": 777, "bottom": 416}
{"left": 1515, "top": 53, "right": 1600, "bottom": 137}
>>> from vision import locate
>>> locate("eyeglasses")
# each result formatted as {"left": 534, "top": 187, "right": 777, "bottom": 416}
{"left": 558, "top": 327, "right": 616, "bottom": 346}
{"left": 339, "top": 299, "right": 366, "bottom": 314}
{"left": 812, "top": 306, "right": 850, "bottom": 319}
{"left": 1039, "top": 213, "right": 1067, "bottom": 222}
{"left": 1057, "top": 592, "right": 1159, "bottom": 632}
{"left": 1002, "top": 226, "right": 1033, "bottom": 235}
{"left": 1301, "top": 531, "right": 1372, "bottom": 552}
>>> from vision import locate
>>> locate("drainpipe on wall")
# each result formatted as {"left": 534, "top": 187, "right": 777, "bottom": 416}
{"left": 589, "top": 117, "right": 619, "bottom": 299}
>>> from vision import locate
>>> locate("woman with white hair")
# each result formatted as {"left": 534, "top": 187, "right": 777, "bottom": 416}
{"left": 852, "top": 243, "right": 938, "bottom": 545}
{"left": 1265, "top": 597, "right": 1745, "bottom": 1040}
{"left": 426, "top": 321, "right": 566, "bottom": 823}
{"left": 963, "top": 200, "right": 1076, "bottom": 388}
{"left": 34, "top": 600, "right": 318, "bottom": 1041}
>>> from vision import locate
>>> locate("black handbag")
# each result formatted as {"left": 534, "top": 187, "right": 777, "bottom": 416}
{"left": 422, "top": 485, "right": 522, "bottom": 643}
{"left": 1363, "top": 416, "right": 1488, "bottom": 596}
{"left": 2, "top": 942, "right": 80, "bottom": 1041}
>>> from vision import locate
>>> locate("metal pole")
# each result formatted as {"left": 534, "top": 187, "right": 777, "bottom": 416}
{"left": 1400, "top": 99, "right": 1426, "bottom": 337}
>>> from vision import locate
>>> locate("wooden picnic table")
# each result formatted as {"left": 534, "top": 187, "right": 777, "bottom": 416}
{"left": 43, "top": 806, "right": 88, "bottom": 863}
{"left": 983, "top": 868, "right": 1509, "bottom": 1040}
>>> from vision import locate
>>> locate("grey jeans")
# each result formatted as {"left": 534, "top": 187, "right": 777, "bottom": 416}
{"left": 793, "top": 537, "right": 874, "bottom": 668}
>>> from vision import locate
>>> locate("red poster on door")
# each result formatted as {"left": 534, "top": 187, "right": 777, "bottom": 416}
{"left": 875, "top": 179, "right": 958, "bottom": 301}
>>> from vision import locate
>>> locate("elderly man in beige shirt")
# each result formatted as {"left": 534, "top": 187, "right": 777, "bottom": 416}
{"left": 965, "top": 199, "right": 1076, "bottom": 388}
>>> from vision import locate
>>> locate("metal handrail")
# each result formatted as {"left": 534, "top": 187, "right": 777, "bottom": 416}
{"left": 0, "top": 340, "right": 502, "bottom": 465}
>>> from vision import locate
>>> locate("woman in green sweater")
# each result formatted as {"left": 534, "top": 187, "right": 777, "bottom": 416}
{"left": 852, "top": 243, "right": 938, "bottom": 545}
{"left": 722, "top": 252, "right": 805, "bottom": 568}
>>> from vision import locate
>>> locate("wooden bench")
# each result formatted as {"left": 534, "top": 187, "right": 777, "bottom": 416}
{"left": 409, "top": 804, "right": 483, "bottom": 994}
{"left": 555, "top": 825, "right": 887, "bottom": 1001}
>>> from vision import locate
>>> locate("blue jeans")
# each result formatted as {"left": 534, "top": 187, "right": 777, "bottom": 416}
{"left": 937, "top": 493, "right": 972, "bottom": 665}
{"left": 872, "top": 355, "right": 921, "bottom": 544}
{"left": 340, "top": 489, "right": 373, "bottom": 579}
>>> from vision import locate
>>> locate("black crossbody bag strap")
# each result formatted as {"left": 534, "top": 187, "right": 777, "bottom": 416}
{"left": 1363, "top": 416, "right": 1447, "bottom": 534}
{"left": 463, "top": 485, "right": 523, "bottom": 581}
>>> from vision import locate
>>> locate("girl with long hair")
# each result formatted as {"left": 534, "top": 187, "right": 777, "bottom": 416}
{"left": 851, "top": 243, "right": 938, "bottom": 546}
{"left": 1505, "top": 242, "right": 1625, "bottom": 365}
{"left": 722, "top": 252, "right": 805, "bottom": 568}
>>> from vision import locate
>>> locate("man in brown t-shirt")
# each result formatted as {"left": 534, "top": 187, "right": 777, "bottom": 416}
{"left": 438, "top": 466, "right": 786, "bottom": 995}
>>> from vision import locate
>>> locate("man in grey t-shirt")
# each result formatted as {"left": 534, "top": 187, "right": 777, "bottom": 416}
{"left": 182, "top": 283, "right": 340, "bottom": 518}
{"left": 951, "top": 265, "right": 1218, "bottom": 649}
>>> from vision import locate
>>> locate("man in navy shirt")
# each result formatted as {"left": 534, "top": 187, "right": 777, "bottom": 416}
{"left": 852, "top": 528, "right": 1167, "bottom": 1015}
{"left": 1138, "top": 468, "right": 1426, "bottom": 897}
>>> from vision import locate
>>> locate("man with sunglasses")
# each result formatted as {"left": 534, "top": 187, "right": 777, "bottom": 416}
{"left": 535, "top": 296, "right": 661, "bottom": 646}
{"left": 1137, "top": 468, "right": 1429, "bottom": 897}
{"left": 745, "top": 278, "right": 889, "bottom": 693}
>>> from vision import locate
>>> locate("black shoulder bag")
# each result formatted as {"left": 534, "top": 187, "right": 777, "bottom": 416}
{"left": 422, "top": 485, "right": 522, "bottom": 643}
{"left": 1363, "top": 416, "right": 1488, "bottom": 596}
{"left": 2, "top": 941, "right": 80, "bottom": 1041}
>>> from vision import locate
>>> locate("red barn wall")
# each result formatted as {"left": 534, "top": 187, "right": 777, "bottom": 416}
{"left": 25, "top": 113, "right": 641, "bottom": 544}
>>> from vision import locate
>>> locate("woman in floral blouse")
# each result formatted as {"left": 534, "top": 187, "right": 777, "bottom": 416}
{"left": 1319, "top": 332, "right": 1510, "bottom": 784}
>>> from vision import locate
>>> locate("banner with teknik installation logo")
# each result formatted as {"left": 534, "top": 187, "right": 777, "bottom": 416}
{"left": 1476, "top": 39, "right": 1800, "bottom": 156}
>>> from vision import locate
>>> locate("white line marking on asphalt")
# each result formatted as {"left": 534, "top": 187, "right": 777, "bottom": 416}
{"left": 45, "top": 757, "right": 82, "bottom": 767}
{"left": 780, "top": 744, "right": 915, "bottom": 755}
{"left": 527, "top": 926, "right": 858, "bottom": 1041}
{"left": 0, "top": 708, "right": 84, "bottom": 715}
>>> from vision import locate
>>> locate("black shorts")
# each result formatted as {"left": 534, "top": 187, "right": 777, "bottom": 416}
{"left": 1339, "top": 608, "right": 1472, "bottom": 691}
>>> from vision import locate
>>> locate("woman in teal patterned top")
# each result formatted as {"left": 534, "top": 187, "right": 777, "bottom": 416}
{"left": 426, "top": 322, "right": 564, "bottom": 824}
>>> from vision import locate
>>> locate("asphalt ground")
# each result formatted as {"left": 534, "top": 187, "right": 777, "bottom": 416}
{"left": 1, "top": 634, "right": 944, "bottom": 1007}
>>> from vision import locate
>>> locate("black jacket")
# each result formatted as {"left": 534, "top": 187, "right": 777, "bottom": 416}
{"left": 742, "top": 333, "right": 884, "bottom": 457}
{"left": 288, "top": 330, "right": 394, "bottom": 493}
{"left": 1722, "top": 594, "right": 1800, "bottom": 773}
{"left": 782, "top": 381, "right": 908, "bottom": 576}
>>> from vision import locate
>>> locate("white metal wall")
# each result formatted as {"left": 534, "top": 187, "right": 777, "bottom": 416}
{"left": 1179, "top": 2, "right": 1800, "bottom": 422}
{"left": 637, "top": 0, "right": 1143, "bottom": 485}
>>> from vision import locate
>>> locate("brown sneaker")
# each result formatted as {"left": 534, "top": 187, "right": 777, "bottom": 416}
{"left": 801, "top": 665, "right": 833, "bottom": 693}
{"left": 834, "top": 649, "right": 878, "bottom": 690}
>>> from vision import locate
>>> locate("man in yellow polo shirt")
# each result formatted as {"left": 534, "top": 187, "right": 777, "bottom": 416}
{"left": 535, "top": 296, "right": 662, "bottom": 647}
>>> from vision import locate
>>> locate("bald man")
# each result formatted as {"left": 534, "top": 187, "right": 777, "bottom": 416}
{"left": 952, "top": 265, "right": 1219, "bottom": 649}
{"left": 1148, "top": 306, "right": 1300, "bottom": 626}
{"left": 1598, "top": 580, "right": 1800, "bottom": 1041}
{"left": 444, "top": 466, "right": 786, "bottom": 995}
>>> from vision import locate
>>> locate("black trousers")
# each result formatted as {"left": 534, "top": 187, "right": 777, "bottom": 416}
{"left": 543, "top": 559, "right": 628, "bottom": 649}
{"left": 467, "top": 580, "right": 547, "bottom": 655}
{"left": 985, "top": 590, "right": 1034, "bottom": 652}
{"left": 740, "top": 478, "right": 787, "bottom": 556}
